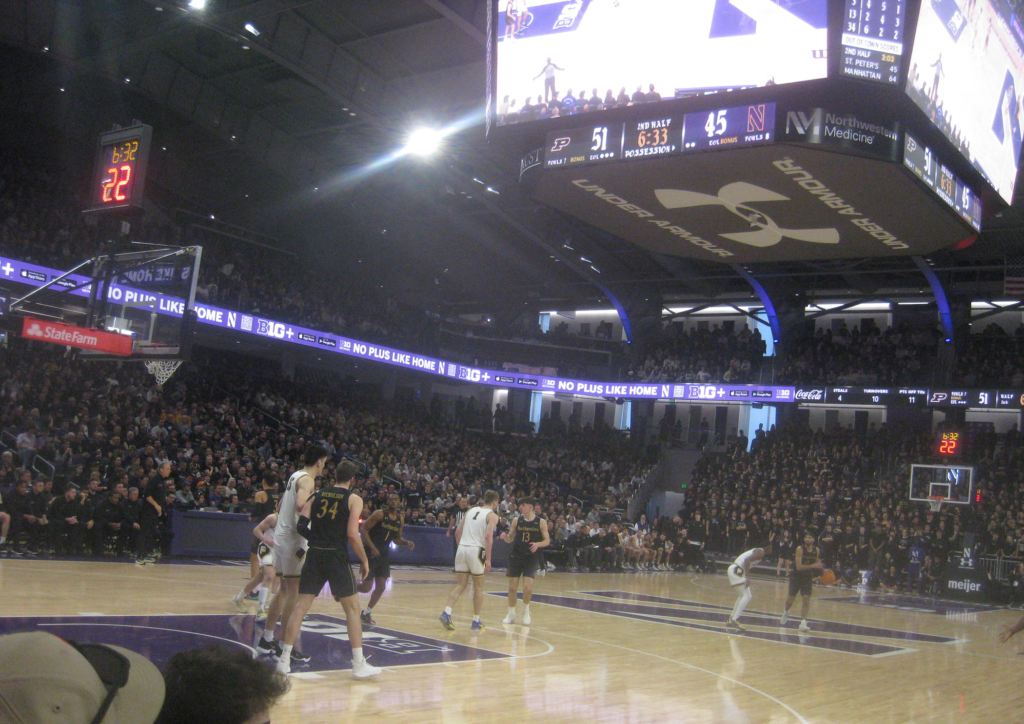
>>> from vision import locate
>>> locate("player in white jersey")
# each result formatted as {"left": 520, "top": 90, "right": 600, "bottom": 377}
{"left": 726, "top": 547, "right": 765, "bottom": 631}
{"left": 232, "top": 512, "right": 280, "bottom": 620}
{"left": 439, "top": 490, "right": 499, "bottom": 631}
{"left": 256, "top": 444, "right": 330, "bottom": 659}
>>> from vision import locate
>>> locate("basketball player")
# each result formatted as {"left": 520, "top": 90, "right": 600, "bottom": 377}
{"left": 232, "top": 512, "right": 280, "bottom": 621}
{"left": 780, "top": 531, "right": 822, "bottom": 631}
{"left": 500, "top": 496, "right": 549, "bottom": 625}
{"left": 358, "top": 493, "right": 415, "bottom": 627}
{"left": 256, "top": 444, "right": 329, "bottom": 661}
{"left": 439, "top": 490, "right": 499, "bottom": 631}
{"left": 504, "top": 0, "right": 517, "bottom": 40}
{"left": 277, "top": 462, "right": 380, "bottom": 678}
{"left": 726, "top": 547, "right": 765, "bottom": 631}
{"left": 248, "top": 471, "right": 279, "bottom": 582}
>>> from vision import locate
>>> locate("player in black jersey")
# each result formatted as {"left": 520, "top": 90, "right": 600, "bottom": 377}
{"left": 276, "top": 461, "right": 381, "bottom": 679}
{"left": 500, "top": 496, "right": 549, "bottom": 626}
{"left": 780, "top": 530, "right": 823, "bottom": 631}
{"left": 358, "top": 493, "right": 414, "bottom": 627}
{"left": 248, "top": 471, "right": 279, "bottom": 582}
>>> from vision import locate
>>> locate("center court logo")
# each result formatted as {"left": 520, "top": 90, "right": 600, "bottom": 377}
{"left": 654, "top": 182, "right": 840, "bottom": 248}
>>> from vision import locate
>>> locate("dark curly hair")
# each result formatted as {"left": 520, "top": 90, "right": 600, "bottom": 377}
{"left": 155, "top": 645, "right": 290, "bottom": 724}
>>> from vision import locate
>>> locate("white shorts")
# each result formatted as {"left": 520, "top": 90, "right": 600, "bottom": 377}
{"left": 257, "top": 542, "right": 274, "bottom": 569}
{"left": 454, "top": 545, "right": 486, "bottom": 576}
{"left": 727, "top": 564, "right": 748, "bottom": 587}
{"left": 271, "top": 534, "right": 308, "bottom": 578}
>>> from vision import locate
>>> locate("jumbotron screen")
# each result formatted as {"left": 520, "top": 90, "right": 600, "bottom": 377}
{"left": 906, "top": 0, "right": 1024, "bottom": 203}
{"left": 494, "top": 0, "right": 827, "bottom": 127}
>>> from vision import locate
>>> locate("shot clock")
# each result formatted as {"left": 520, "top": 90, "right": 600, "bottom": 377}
{"left": 86, "top": 124, "right": 153, "bottom": 213}
{"left": 936, "top": 429, "right": 962, "bottom": 457}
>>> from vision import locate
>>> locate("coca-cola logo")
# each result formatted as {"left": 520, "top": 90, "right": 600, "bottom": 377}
{"left": 796, "top": 389, "right": 824, "bottom": 401}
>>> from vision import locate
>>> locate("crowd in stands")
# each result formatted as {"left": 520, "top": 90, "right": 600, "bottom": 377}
{"left": 497, "top": 83, "right": 666, "bottom": 125}
{"left": 0, "top": 338, "right": 655, "bottom": 557}
{"left": 953, "top": 323, "right": 1024, "bottom": 387}
{"left": 632, "top": 422, "right": 1024, "bottom": 598}
{"left": 775, "top": 323, "right": 939, "bottom": 386}
{"left": 625, "top": 324, "right": 766, "bottom": 385}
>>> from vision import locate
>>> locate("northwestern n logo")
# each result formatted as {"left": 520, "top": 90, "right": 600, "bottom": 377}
{"left": 655, "top": 182, "right": 840, "bottom": 248}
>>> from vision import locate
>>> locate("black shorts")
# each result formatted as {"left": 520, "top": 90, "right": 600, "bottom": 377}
{"left": 368, "top": 554, "right": 391, "bottom": 580}
{"left": 788, "top": 573, "right": 813, "bottom": 598}
{"left": 507, "top": 550, "right": 538, "bottom": 579}
{"left": 249, "top": 536, "right": 261, "bottom": 555}
{"left": 298, "top": 548, "right": 356, "bottom": 599}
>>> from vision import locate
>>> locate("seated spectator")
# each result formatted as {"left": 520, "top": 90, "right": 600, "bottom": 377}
{"left": 156, "top": 645, "right": 289, "bottom": 724}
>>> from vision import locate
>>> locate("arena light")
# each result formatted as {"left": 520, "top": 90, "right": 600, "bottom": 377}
{"left": 188, "top": 0, "right": 206, "bottom": 9}
{"left": 244, "top": 22, "right": 260, "bottom": 36}
{"left": 405, "top": 127, "right": 445, "bottom": 156}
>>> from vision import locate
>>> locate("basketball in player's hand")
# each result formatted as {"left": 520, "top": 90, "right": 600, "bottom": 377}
{"left": 821, "top": 569, "right": 836, "bottom": 585}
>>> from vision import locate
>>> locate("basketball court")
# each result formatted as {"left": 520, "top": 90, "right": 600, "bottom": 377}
{"left": 0, "top": 557, "right": 1017, "bottom": 723}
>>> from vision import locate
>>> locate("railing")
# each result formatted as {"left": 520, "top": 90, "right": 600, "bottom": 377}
{"left": 31, "top": 454, "right": 55, "bottom": 478}
{"left": 980, "top": 554, "right": 1020, "bottom": 582}
{"left": 251, "top": 405, "right": 298, "bottom": 433}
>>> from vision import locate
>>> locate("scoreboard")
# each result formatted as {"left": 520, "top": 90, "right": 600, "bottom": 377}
{"left": 545, "top": 103, "right": 775, "bottom": 168}
{"left": 841, "top": 0, "right": 906, "bottom": 85}
{"left": 903, "top": 133, "right": 982, "bottom": 230}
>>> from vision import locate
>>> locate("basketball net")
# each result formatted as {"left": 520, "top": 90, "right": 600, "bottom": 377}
{"left": 927, "top": 496, "right": 945, "bottom": 513}
{"left": 144, "top": 359, "right": 182, "bottom": 387}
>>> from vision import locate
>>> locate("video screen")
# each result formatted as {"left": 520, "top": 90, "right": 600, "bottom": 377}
{"left": 493, "top": 0, "right": 827, "bottom": 126}
{"left": 906, "top": 0, "right": 1024, "bottom": 203}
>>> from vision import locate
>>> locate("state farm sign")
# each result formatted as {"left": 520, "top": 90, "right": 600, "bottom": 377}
{"left": 22, "top": 318, "right": 133, "bottom": 357}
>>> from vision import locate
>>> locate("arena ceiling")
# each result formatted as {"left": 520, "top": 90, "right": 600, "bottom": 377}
{"left": 2, "top": 0, "right": 1024, "bottom": 322}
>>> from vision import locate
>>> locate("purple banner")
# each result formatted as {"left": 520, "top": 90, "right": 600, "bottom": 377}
{"left": 0, "top": 254, "right": 804, "bottom": 403}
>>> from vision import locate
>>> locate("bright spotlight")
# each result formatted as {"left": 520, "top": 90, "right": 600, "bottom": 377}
{"left": 405, "top": 128, "right": 444, "bottom": 156}
{"left": 188, "top": 0, "right": 206, "bottom": 9}
{"left": 244, "top": 22, "right": 260, "bottom": 36}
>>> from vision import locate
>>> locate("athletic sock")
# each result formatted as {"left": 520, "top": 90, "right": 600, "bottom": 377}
{"left": 367, "top": 604, "right": 374, "bottom": 612}
{"left": 508, "top": 607, "right": 516, "bottom": 615}
{"left": 444, "top": 607, "right": 453, "bottom": 616}
{"left": 0, "top": 537, "right": 6, "bottom": 545}
{"left": 523, "top": 605, "right": 530, "bottom": 613}
{"left": 352, "top": 646, "right": 363, "bottom": 663}
{"left": 473, "top": 615, "right": 481, "bottom": 622}
{"left": 263, "top": 630, "right": 274, "bottom": 643}
{"left": 281, "top": 643, "right": 292, "bottom": 659}
{"left": 258, "top": 587, "right": 268, "bottom": 607}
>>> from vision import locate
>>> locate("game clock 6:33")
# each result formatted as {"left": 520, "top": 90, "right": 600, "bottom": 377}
{"left": 86, "top": 124, "right": 153, "bottom": 213}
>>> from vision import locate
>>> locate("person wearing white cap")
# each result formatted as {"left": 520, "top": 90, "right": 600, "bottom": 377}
{"left": 0, "top": 630, "right": 165, "bottom": 724}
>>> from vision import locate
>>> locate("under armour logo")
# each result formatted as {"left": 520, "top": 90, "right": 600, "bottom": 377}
{"left": 655, "top": 182, "right": 840, "bottom": 247}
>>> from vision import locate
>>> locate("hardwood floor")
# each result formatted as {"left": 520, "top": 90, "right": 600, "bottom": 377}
{"left": 0, "top": 558, "right": 1018, "bottom": 723}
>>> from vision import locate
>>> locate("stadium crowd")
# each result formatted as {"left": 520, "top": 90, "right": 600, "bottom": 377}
{"left": 630, "top": 422, "right": 1024, "bottom": 598}
{"left": 0, "top": 338, "right": 654, "bottom": 558}
{"left": 775, "top": 323, "right": 940, "bottom": 386}
{"left": 625, "top": 324, "right": 766, "bottom": 385}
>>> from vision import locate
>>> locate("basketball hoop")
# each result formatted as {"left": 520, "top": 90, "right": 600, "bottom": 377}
{"left": 927, "top": 495, "right": 945, "bottom": 513}
{"left": 145, "top": 359, "right": 182, "bottom": 387}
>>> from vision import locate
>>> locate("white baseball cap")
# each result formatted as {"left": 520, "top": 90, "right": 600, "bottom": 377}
{"left": 0, "top": 631, "right": 165, "bottom": 724}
